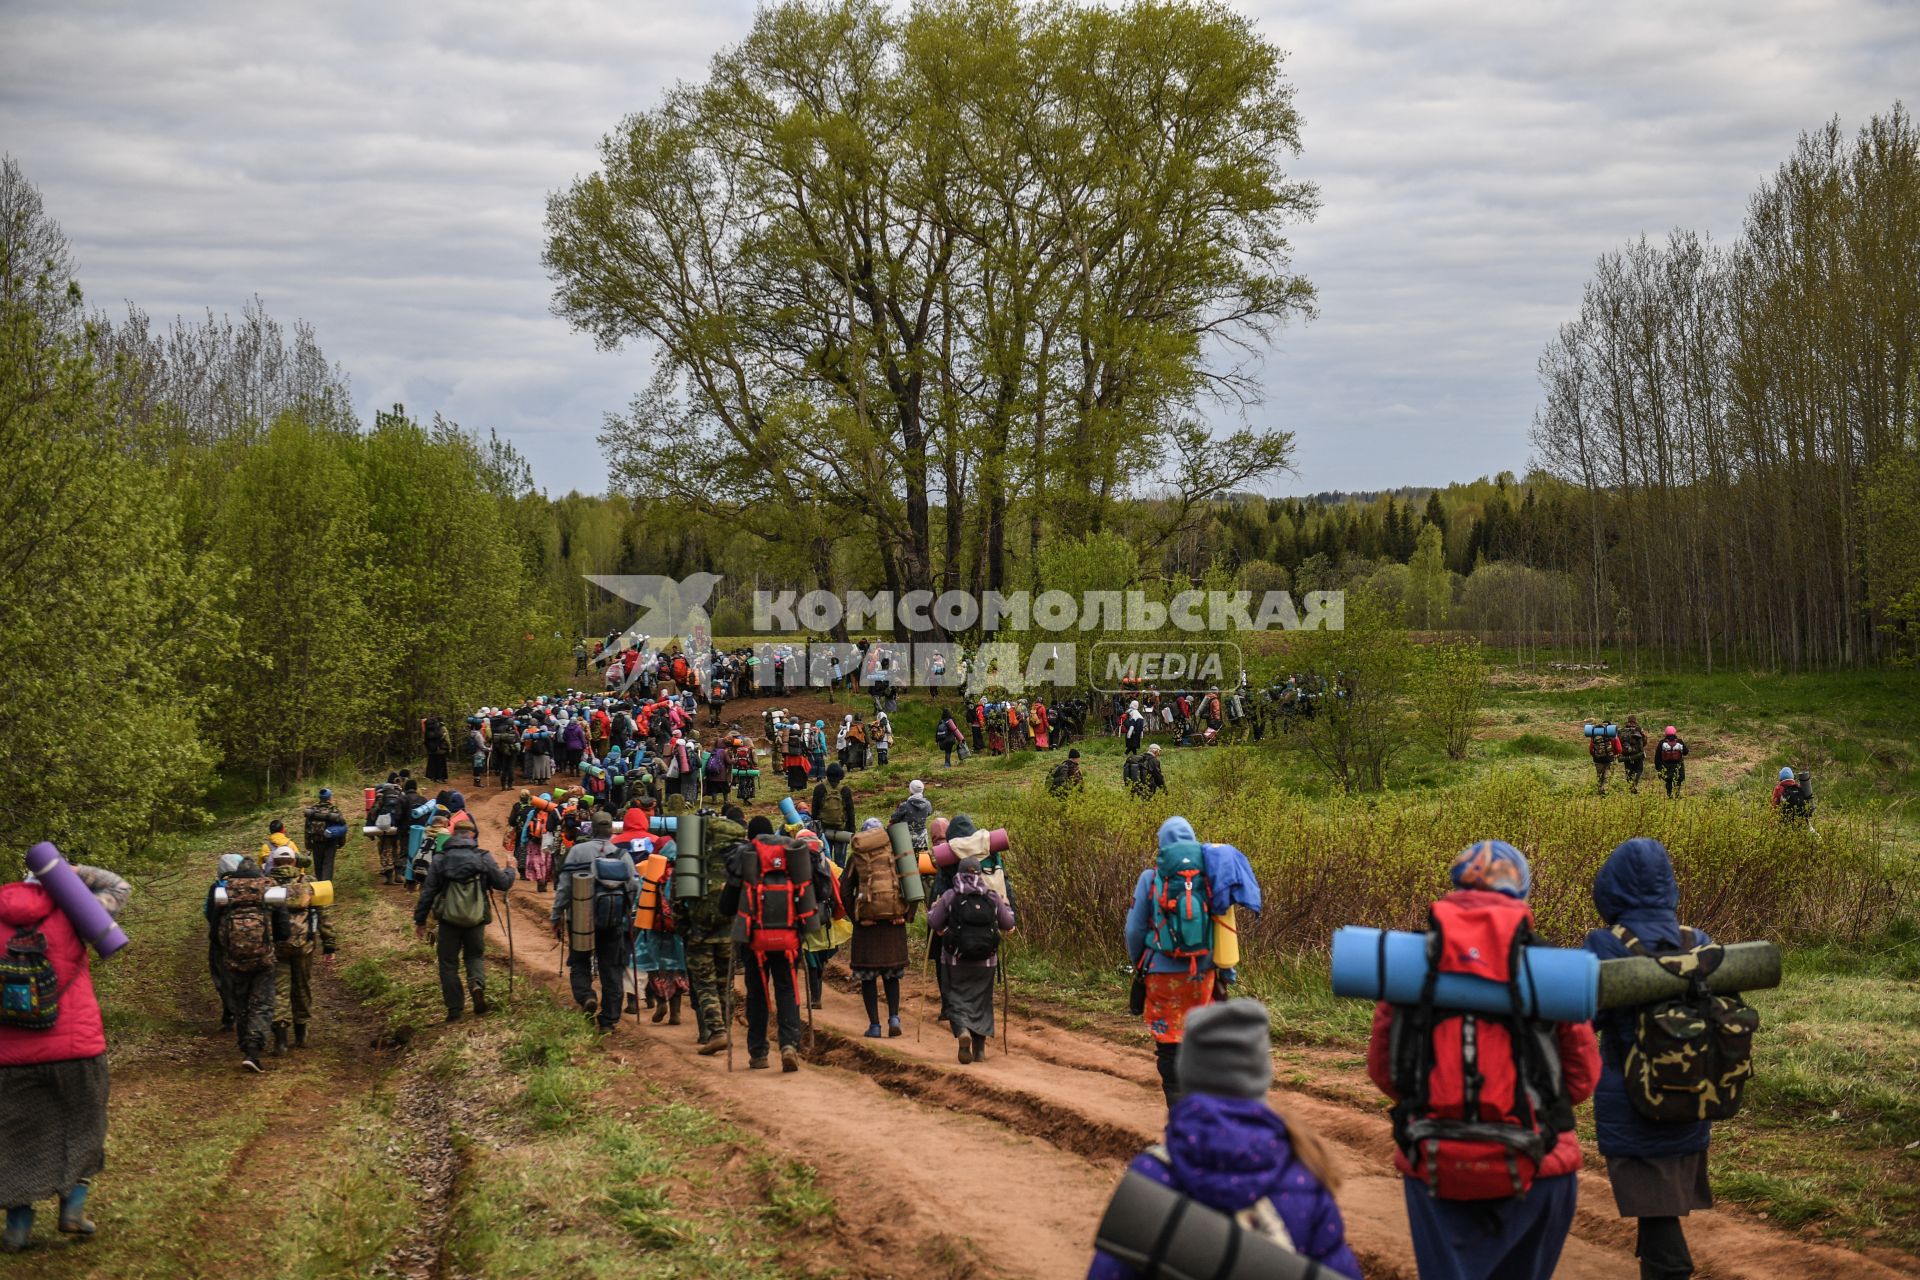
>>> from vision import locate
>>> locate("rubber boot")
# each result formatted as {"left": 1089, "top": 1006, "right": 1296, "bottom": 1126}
{"left": 651, "top": 997, "right": 668, "bottom": 1023}
{"left": 667, "top": 994, "right": 682, "bottom": 1025}
{"left": 888, "top": 1015, "right": 903, "bottom": 1038}
{"left": 271, "top": 1024, "right": 289, "bottom": 1057}
{"left": 971, "top": 1032, "right": 988, "bottom": 1061}
{"left": 625, "top": 992, "right": 640, "bottom": 1015}
{"left": 473, "top": 991, "right": 489, "bottom": 1017}
{"left": 3, "top": 1207, "right": 31, "bottom": 1253}
{"left": 57, "top": 1184, "right": 94, "bottom": 1238}
{"left": 293, "top": 1024, "right": 309, "bottom": 1049}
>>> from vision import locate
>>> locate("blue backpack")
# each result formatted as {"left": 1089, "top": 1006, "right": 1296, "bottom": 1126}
{"left": 1146, "top": 840, "right": 1212, "bottom": 970}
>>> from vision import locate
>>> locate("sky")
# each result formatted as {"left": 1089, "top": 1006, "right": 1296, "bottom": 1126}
{"left": 3, "top": 0, "right": 1915, "bottom": 498}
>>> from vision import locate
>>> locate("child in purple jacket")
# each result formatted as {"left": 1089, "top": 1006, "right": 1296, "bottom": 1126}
{"left": 1087, "top": 999, "right": 1360, "bottom": 1279}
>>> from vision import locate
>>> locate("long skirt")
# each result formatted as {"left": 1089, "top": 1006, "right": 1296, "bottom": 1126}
{"left": 525, "top": 841, "right": 554, "bottom": 885}
{"left": 0, "top": 1055, "right": 109, "bottom": 1204}
{"left": 425, "top": 751, "right": 449, "bottom": 782}
{"left": 944, "top": 963, "right": 997, "bottom": 1038}
{"left": 1142, "top": 971, "right": 1214, "bottom": 1044}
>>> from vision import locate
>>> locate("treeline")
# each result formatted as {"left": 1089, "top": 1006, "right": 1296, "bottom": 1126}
{"left": 1532, "top": 105, "right": 1920, "bottom": 669}
{"left": 1, "top": 158, "right": 633, "bottom": 869}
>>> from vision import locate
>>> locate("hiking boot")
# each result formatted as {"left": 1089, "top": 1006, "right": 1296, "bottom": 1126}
{"left": 293, "top": 1024, "right": 309, "bottom": 1049}
{"left": 781, "top": 1047, "right": 800, "bottom": 1073}
{"left": 445, "top": 1010, "right": 462, "bottom": 1023}
{"left": 957, "top": 1038, "right": 973, "bottom": 1065}
{"left": 651, "top": 1002, "right": 668, "bottom": 1024}
{"left": 864, "top": 1023, "right": 883, "bottom": 1038}
{"left": 667, "top": 996, "right": 682, "bottom": 1025}
{"left": 749, "top": 1055, "right": 770, "bottom": 1070}
{"left": 472, "top": 992, "right": 489, "bottom": 1016}
{"left": 971, "top": 1032, "right": 988, "bottom": 1061}
{"left": 270, "top": 1025, "right": 288, "bottom": 1057}
{"left": 888, "top": 1016, "right": 902, "bottom": 1038}
{"left": 242, "top": 1056, "right": 263, "bottom": 1073}
{"left": 697, "top": 1035, "right": 729, "bottom": 1057}
{"left": 626, "top": 992, "right": 640, "bottom": 1015}
{"left": 220, "top": 1010, "right": 235, "bottom": 1029}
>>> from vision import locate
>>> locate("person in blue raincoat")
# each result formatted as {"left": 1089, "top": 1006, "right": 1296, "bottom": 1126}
{"left": 1584, "top": 838, "right": 1715, "bottom": 1280}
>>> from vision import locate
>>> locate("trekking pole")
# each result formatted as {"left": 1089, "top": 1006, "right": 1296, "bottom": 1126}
{"left": 723, "top": 946, "right": 737, "bottom": 1073}
{"left": 1000, "top": 959, "right": 1010, "bottom": 1057}
{"left": 499, "top": 888, "right": 515, "bottom": 1003}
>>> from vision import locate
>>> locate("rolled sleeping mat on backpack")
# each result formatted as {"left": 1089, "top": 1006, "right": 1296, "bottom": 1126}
{"left": 363, "top": 825, "right": 382, "bottom": 837}
{"left": 669, "top": 815, "right": 708, "bottom": 902}
{"left": 648, "top": 815, "right": 678, "bottom": 834}
{"left": 1329, "top": 926, "right": 1599, "bottom": 1023}
{"left": 886, "top": 822, "right": 915, "bottom": 860}
{"left": 212, "top": 885, "right": 291, "bottom": 908}
{"left": 731, "top": 767, "right": 760, "bottom": 777}
{"left": 930, "top": 827, "right": 1010, "bottom": 869}
{"left": 1212, "top": 906, "right": 1240, "bottom": 969}
{"left": 307, "top": 880, "right": 335, "bottom": 909}
{"left": 364, "top": 787, "right": 377, "bottom": 814}
{"left": 779, "top": 796, "right": 803, "bottom": 826}
{"left": 568, "top": 872, "right": 597, "bottom": 952}
{"left": 25, "top": 843, "right": 130, "bottom": 958}
{"left": 928, "top": 816, "right": 949, "bottom": 845}
{"left": 1583, "top": 723, "right": 1619, "bottom": 738}
{"left": 1094, "top": 1168, "right": 1324, "bottom": 1280}
{"left": 1596, "top": 941, "right": 1782, "bottom": 1010}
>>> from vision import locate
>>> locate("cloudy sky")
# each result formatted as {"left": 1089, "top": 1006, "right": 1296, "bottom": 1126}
{"left": 3, "top": 1, "right": 1914, "bottom": 497}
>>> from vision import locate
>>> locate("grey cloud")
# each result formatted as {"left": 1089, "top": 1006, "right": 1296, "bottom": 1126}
{"left": 4, "top": 0, "right": 1913, "bottom": 497}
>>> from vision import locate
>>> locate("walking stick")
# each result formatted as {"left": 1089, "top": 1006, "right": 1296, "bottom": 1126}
{"left": 499, "top": 888, "right": 515, "bottom": 1002}
{"left": 723, "top": 945, "right": 737, "bottom": 1073}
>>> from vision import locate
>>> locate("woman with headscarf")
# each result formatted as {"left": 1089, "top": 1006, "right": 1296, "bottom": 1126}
{"left": 871, "top": 711, "right": 892, "bottom": 766}
{"left": 808, "top": 719, "right": 829, "bottom": 780}
{"left": 1366, "top": 840, "right": 1599, "bottom": 1280}
{"left": 889, "top": 780, "right": 933, "bottom": 850}
{"left": 1030, "top": 699, "right": 1051, "bottom": 751}
{"left": 935, "top": 708, "right": 963, "bottom": 768}
{"left": 0, "top": 860, "right": 131, "bottom": 1252}
{"left": 926, "top": 852, "right": 1014, "bottom": 1063}
{"left": 835, "top": 715, "right": 852, "bottom": 769}
{"left": 1584, "top": 839, "right": 1716, "bottom": 1280}
{"left": 423, "top": 715, "right": 451, "bottom": 782}
{"left": 1124, "top": 701, "right": 1147, "bottom": 753}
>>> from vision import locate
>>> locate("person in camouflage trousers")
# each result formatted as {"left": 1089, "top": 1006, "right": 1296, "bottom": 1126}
{"left": 678, "top": 809, "right": 747, "bottom": 1055}
{"left": 265, "top": 841, "right": 334, "bottom": 1054}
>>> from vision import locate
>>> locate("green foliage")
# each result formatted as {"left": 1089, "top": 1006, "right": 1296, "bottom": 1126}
{"left": 1414, "top": 637, "right": 1490, "bottom": 760}
{"left": 1290, "top": 590, "right": 1417, "bottom": 792}
{"left": 1861, "top": 436, "right": 1920, "bottom": 662}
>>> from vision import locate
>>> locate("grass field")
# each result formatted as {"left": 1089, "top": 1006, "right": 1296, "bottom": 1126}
{"left": 856, "top": 660, "right": 1920, "bottom": 1252}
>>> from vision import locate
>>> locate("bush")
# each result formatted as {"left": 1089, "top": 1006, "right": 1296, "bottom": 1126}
{"left": 988, "top": 766, "right": 1909, "bottom": 971}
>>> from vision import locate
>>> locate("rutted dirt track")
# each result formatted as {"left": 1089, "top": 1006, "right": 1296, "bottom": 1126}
{"left": 445, "top": 777, "right": 1913, "bottom": 1279}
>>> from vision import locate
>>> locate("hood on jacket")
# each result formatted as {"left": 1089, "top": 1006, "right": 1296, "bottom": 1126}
{"left": 1163, "top": 1093, "right": 1316, "bottom": 1211}
{"left": 0, "top": 881, "right": 55, "bottom": 930}
{"left": 896, "top": 795, "right": 933, "bottom": 824}
{"left": 946, "top": 813, "right": 977, "bottom": 840}
{"left": 1158, "top": 816, "right": 1197, "bottom": 852}
{"left": 1591, "top": 837, "right": 1683, "bottom": 948}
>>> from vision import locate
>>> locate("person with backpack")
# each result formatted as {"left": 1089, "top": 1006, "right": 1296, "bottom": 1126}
{"left": 1124, "top": 743, "right": 1166, "bottom": 799}
{"left": 934, "top": 707, "right": 963, "bottom": 768}
{"left": 1771, "top": 767, "right": 1815, "bottom": 825}
{"left": 888, "top": 779, "right": 933, "bottom": 851}
{"left": 1046, "top": 748, "right": 1085, "bottom": 797}
{"left": 1124, "top": 700, "right": 1147, "bottom": 753}
{"left": 926, "top": 856, "right": 1014, "bottom": 1064}
{"left": 301, "top": 788, "right": 348, "bottom": 883}
{"left": 1366, "top": 840, "right": 1600, "bottom": 1280}
{"left": 1587, "top": 720, "right": 1622, "bottom": 794}
{"left": 399, "top": 780, "right": 437, "bottom": 892}
{"left": 265, "top": 842, "right": 331, "bottom": 1054}
{"left": 627, "top": 831, "right": 689, "bottom": 1024}
{"left": 550, "top": 810, "right": 638, "bottom": 1031}
{"left": 811, "top": 763, "right": 856, "bottom": 863}
{"left": 202, "top": 853, "right": 248, "bottom": 1029}
{"left": 1126, "top": 817, "right": 1219, "bottom": 1103}
{"left": 720, "top": 817, "right": 816, "bottom": 1072}
{"left": 1619, "top": 716, "right": 1649, "bottom": 794}
{"left": 799, "top": 824, "right": 850, "bottom": 1011}
{"left": 414, "top": 817, "right": 516, "bottom": 1022}
{"left": 0, "top": 859, "right": 132, "bottom": 1254}
{"left": 871, "top": 711, "right": 893, "bottom": 767}
{"left": 1655, "top": 726, "right": 1688, "bottom": 798}
{"left": 843, "top": 817, "right": 917, "bottom": 1038}
{"left": 1086, "top": 1000, "right": 1361, "bottom": 1280}
{"left": 1584, "top": 838, "right": 1741, "bottom": 1280}
{"left": 506, "top": 790, "right": 534, "bottom": 879}
{"left": 491, "top": 720, "right": 519, "bottom": 789}
{"left": 683, "top": 806, "right": 748, "bottom": 1055}
{"left": 702, "top": 738, "right": 731, "bottom": 804}
{"left": 218, "top": 859, "right": 291, "bottom": 1072}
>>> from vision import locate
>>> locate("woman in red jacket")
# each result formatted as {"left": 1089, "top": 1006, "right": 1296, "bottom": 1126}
{"left": 0, "top": 862, "right": 131, "bottom": 1252}
{"left": 1366, "top": 840, "right": 1599, "bottom": 1280}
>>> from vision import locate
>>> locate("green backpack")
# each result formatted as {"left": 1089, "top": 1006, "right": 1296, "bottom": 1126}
{"left": 438, "top": 874, "right": 490, "bottom": 929}
{"left": 680, "top": 816, "right": 745, "bottom": 935}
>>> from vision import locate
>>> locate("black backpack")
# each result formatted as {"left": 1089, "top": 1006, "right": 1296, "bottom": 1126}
{"left": 1123, "top": 754, "right": 1142, "bottom": 785}
{"left": 948, "top": 890, "right": 1001, "bottom": 962}
{"left": 1047, "top": 761, "right": 1075, "bottom": 796}
{"left": 1610, "top": 923, "right": 1757, "bottom": 1123}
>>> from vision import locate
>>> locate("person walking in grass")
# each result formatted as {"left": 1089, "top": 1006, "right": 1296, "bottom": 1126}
{"left": 0, "top": 860, "right": 131, "bottom": 1253}
{"left": 415, "top": 818, "right": 515, "bottom": 1023}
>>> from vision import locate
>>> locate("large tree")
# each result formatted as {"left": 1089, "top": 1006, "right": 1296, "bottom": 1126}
{"left": 545, "top": 0, "right": 1314, "bottom": 613}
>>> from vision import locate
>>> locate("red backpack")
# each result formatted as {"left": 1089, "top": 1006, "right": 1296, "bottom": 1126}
{"left": 1387, "top": 897, "right": 1573, "bottom": 1201}
{"left": 738, "top": 837, "right": 812, "bottom": 957}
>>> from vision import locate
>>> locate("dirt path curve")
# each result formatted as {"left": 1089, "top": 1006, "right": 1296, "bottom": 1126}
{"left": 455, "top": 781, "right": 1913, "bottom": 1280}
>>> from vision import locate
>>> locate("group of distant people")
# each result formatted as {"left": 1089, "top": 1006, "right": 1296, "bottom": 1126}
{"left": 1585, "top": 717, "right": 1816, "bottom": 821}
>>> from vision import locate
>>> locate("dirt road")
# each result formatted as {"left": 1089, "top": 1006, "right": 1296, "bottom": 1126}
{"left": 449, "top": 771, "right": 1915, "bottom": 1280}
